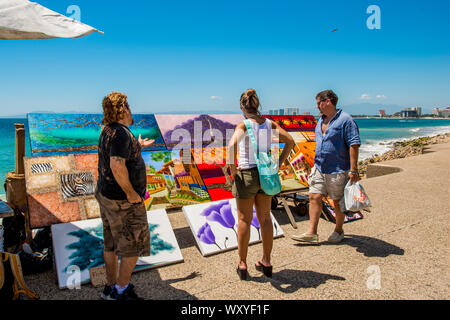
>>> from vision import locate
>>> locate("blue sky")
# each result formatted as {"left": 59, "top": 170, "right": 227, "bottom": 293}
{"left": 1, "top": 0, "right": 449, "bottom": 116}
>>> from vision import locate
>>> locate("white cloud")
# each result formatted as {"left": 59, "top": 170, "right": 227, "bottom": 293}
{"left": 360, "top": 94, "right": 371, "bottom": 100}
{"left": 376, "top": 94, "right": 387, "bottom": 99}
{"left": 210, "top": 96, "right": 222, "bottom": 100}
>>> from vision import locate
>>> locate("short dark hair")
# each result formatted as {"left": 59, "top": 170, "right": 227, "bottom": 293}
{"left": 316, "top": 90, "right": 338, "bottom": 106}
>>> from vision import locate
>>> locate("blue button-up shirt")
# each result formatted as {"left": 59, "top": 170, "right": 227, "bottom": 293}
{"left": 314, "top": 109, "right": 361, "bottom": 174}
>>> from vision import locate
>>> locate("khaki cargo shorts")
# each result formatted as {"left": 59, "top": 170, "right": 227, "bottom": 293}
{"left": 232, "top": 167, "right": 268, "bottom": 199}
{"left": 95, "top": 190, "right": 150, "bottom": 258}
{"left": 308, "top": 166, "right": 349, "bottom": 200}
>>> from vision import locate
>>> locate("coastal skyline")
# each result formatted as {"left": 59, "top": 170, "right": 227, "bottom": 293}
{"left": 1, "top": 0, "right": 449, "bottom": 116}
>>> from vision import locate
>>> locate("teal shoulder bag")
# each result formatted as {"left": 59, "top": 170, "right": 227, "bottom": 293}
{"left": 243, "top": 119, "right": 282, "bottom": 196}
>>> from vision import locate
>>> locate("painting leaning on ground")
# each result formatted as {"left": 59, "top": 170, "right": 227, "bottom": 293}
{"left": 27, "top": 113, "right": 166, "bottom": 156}
{"left": 51, "top": 209, "right": 183, "bottom": 289}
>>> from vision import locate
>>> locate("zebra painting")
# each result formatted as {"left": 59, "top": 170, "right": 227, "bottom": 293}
{"left": 31, "top": 163, "right": 53, "bottom": 174}
{"left": 60, "top": 173, "right": 95, "bottom": 199}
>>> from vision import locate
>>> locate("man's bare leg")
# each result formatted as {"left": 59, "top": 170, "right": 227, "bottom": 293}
{"left": 103, "top": 251, "right": 118, "bottom": 286}
{"left": 117, "top": 256, "right": 138, "bottom": 287}
{"left": 332, "top": 200, "right": 345, "bottom": 234}
{"left": 307, "top": 193, "right": 324, "bottom": 235}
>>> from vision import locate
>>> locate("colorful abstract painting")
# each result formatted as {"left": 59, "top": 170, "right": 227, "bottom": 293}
{"left": 263, "top": 115, "right": 318, "bottom": 190}
{"left": 155, "top": 114, "right": 244, "bottom": 150}
{"left": 182, "top": 198, "right": 284, "bottom": 256}
{"left": 24, "top": 154, "right": 100, "bottom": 228}
{"left": 192, "top": 147, "right": 235, "bottom": 201}
{"left": 142, "top": 149, "right": 211, "bottom": 211}
{"left": 28, "top": 113, "right": 166, "bottom": 156}
{"left": 263, "top": 115, "right": 317, "bottom": 143}
{"left": 51, "top": 209, "right": 183, "bottom": 289}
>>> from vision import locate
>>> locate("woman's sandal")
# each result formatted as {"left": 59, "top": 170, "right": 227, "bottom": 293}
{"left": 236, "top": 266, "right": 248, "bottom": 280}
{"left": 255, "top": 261, "right": 272, "bottom": 277}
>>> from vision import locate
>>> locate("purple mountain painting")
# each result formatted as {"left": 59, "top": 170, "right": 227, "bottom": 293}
{"left": 155, "top": 114, "right": 244, "bottom": 149}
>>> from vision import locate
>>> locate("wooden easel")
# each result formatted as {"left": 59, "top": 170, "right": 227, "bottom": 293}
{"left": 4, "top": 123, "right": 32, "bottom": 243}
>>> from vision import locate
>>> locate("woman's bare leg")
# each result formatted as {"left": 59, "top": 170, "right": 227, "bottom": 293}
{"left": 236, "top": 197, "right": 255, "bottom": 269}
{"left": 254, "top": 193, "right": 273, "bottom": 267}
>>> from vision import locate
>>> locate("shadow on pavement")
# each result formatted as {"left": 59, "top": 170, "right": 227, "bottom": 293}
{"left": 322, "top": 234, "right": 405, "bottom": 257}
{"left": 249, "top": 269, "right": 345, "bottom": 294}
{"left": 137, "top": 270, "right": 200, "bottom": 300}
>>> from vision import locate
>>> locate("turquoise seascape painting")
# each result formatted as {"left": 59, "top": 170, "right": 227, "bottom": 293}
{"left": 27, "top": 113, "right": 166, "bottom": 156}
{"left": 51, "top": 209, "right": 184, "bottom": 289}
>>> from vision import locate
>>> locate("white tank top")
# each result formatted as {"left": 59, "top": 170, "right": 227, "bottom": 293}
{"left": 238, "top": 118, "right": 273, "bottom": 170}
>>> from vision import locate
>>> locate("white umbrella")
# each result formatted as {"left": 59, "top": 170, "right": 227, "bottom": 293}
{"left": 0, "top": 0, "right": 103, "bottom": 39}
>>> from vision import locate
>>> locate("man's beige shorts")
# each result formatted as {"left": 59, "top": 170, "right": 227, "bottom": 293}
{"left": 308, "top": 166, "right": 349, "bottom": 200}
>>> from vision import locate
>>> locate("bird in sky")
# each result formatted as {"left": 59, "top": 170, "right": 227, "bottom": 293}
{"left": 331, "top": 28, "right": 338, "bottom": 32}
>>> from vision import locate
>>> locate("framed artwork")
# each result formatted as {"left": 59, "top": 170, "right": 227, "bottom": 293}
{"left": 27, "top": 113, "right": 166, "bottom": 156}
{"left": 51, "top": 209, "right": 183, "bottom": 289}
{"left": 183, "top": 198, "right": 284, "bottom": 256}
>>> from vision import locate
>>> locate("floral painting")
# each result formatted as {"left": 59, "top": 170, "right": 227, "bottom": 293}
{"left": 183, "top": 199, "right": 284, "bottom": 256}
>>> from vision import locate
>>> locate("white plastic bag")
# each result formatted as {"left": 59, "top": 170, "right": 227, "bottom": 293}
{"left": 344, "top": 181, "right": 371, "bottom": 212}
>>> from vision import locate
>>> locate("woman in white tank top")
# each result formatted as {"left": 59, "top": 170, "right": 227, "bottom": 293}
{"left": 228, "top": 89, "right": 295, "bottom": 280}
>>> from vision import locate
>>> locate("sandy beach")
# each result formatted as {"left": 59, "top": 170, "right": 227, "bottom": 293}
{"left": 19, "top": 139, "right": 450, "bottom": 300}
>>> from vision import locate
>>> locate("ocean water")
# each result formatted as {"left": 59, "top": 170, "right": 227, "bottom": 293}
{"left": 0, "top": 118, "right": 31, "bottom": 197}
{"left": 0, "top": 117, "right": 449, "bottom": 196}
{"left": 355, "top": 118, "right": 450, "bottom": 160}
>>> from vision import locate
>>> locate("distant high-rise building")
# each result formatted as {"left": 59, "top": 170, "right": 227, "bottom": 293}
{"left": 433, "top": 107, "right": 450, "bottom": 118}
{"left": 404, "top": 107, "right": 422, "bottom": 116}
{"left": 432, "top": 108, "right": 440, "bottom": 116}
{"left": 401, "top": 110, "right": 418, "bottom": 118}
{"left": 267, "top": 107, "right": 299, "bottom": 115}
{"left": 284, "top": 108, "right": 299, "bottom": 115}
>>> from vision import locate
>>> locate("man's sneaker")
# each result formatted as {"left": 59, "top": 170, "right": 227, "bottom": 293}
{"left": 101, "top": 285, "right": 115, "bottom": 300}
{"left": 328, "top": 231, "right": 345, "bottom": 243}
{"left": 291, "top": 233, "right": 319, "bottom": 244}
{"left": 110, "top": 284, "right": 144, "bottom": 301}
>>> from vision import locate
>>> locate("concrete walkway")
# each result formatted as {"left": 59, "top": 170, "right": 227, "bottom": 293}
{"left": 24, "top": 142, "right": 450, "bottom": 300}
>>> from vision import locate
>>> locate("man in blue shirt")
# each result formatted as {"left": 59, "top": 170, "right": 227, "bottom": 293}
{"left": 292, "top": 90, "right": 361, "bottom": 243}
